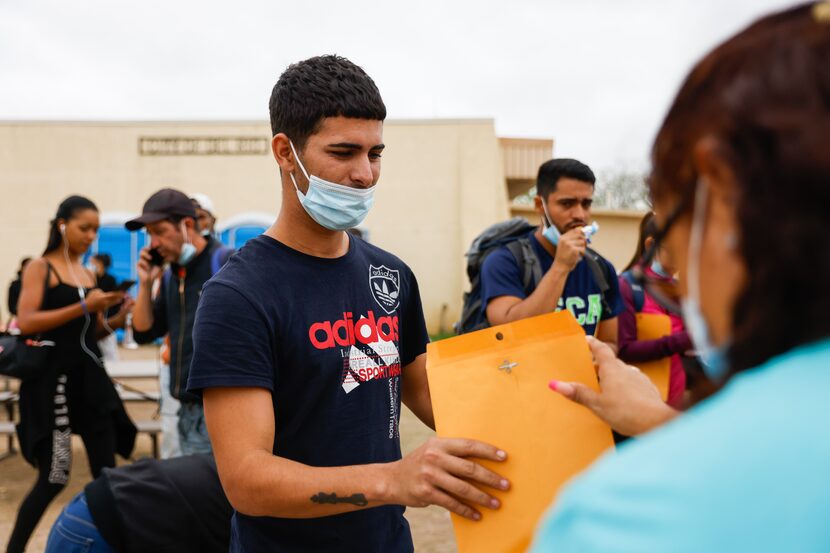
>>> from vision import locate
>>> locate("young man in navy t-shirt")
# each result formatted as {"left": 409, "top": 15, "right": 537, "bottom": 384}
{"left": 480, "top": 158, "right": 623, "bottom": 347}
{"left": 187, "top": 55, "right": 509, "bottom": 553}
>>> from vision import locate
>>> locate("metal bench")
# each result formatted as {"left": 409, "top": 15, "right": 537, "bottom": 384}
{"left": 135, "top": 419, "right": 163, "bottom": 459}
{"left": 0, "top": 388, "right": 17, "bottom": 460}
{"left": 0, "top": 384, "right": 162, "bottom": 461}
{"left": 0, "top": 420, "right": 16, "bottom": 461}
{"left": 106, "top": 360, "right": 159, "bottom": 379}
{"left": 0, "top": 419, "right": 164, "bottom": 461}
{"left": 116, "top": 389, "right": 160, "bottom": 403}
{"left": 0, "top": 388, "right": 158, "bottom": 404}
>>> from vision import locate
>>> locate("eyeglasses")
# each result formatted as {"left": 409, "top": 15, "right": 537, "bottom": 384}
{"left": 629, "top": 188, "right": 695, "bottom": 315}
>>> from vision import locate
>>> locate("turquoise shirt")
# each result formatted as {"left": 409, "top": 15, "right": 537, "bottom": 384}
{"left": 530, "top": 339, "right": 830, "bottom": 553}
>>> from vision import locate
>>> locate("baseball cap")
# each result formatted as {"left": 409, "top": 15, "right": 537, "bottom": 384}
{"left": 125, "top": 188, "right": 197, "bottom": 231}
{"left": 190, "top": 192, "right": 215, "bottom": 216}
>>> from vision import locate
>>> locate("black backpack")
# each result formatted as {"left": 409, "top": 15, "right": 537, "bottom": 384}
{"left": 455, "top": 217, "right": 614, "bottom": 334}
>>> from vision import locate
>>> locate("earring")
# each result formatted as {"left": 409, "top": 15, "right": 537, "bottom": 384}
{"left": 60, "top": 224, "right": 66, "bottom": 234}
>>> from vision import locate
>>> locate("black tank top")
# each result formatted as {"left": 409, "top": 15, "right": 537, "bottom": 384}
{"left": 41, "top": 261, "right": 101, "bottom": 359}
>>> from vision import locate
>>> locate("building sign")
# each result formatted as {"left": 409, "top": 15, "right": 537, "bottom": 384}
{"left": 139, "top": 136, "right": 269, "bottom": 156}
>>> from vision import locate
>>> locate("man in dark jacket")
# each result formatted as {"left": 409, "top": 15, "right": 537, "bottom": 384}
{"left": 45, "top": 454, "right": 232, "bottom": 553}
{"left": 126, "top": 188, "right": 231, "bottom": 455}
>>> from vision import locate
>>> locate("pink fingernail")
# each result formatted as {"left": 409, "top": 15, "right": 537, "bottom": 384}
{"left": 549, "top": 380, "right": 559, "bottom": 391}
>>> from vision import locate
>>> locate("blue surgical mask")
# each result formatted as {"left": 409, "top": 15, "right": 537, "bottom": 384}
{"left": 651, "top": 260, "right": 671, "bottom": 278}
{"left": 289, "top": 141, "right": 375, "bottom": 231}
{"left": 540, "top": 200, "right": 560, "bottom": 246}
{"left": 178, "top": 221, "right": 197, "bottom": 266}
{"left": 680, "top": 182, "right": 730, "bottom": 382}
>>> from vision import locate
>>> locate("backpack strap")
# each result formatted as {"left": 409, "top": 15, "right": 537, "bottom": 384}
{"left": 505, "top": 238, "right": 542, "bottom": 296}
{"left": 210, "top": 246, "right": 233, "bottom": 276}
{"left": 620, "top": 270, "right": 646, "bottom": 312}
{"left": 584, "top": 248, "right": 613, "bottom": 316}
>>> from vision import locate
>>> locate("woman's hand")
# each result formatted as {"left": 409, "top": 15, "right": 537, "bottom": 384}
{"left": 85, "top": 289, "right": 125, "bottom": 313}
{"left": 550, "top": 336, "right": 679, "bottom": 437}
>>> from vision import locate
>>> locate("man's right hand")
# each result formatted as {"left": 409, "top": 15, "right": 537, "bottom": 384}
{"left": 137, "top": 247, "right": 164, "bottom": 285}
{"left": 389, "top": 437, "right": 509, "bottom": 521}
{"left": 552, "top": 228, "right": 587, "bottom": 272}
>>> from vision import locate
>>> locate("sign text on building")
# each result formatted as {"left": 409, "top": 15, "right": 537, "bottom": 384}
{"left": 138, "top": 136, "right": 269, "bottom": 156}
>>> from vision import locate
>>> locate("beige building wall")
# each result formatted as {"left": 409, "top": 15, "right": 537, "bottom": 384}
{"left": 0, "top": 120, "right": 509, "bottom": 333}
{"left": 510, "top": 204, "right": 647, "bottom": 272}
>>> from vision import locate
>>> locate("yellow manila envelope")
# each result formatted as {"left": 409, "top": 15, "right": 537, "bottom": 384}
{"left": 633, "top": 313, "right": 672, "bottom": 401}
{"left": 426, "top": 311, "right": 614, "bottom": 553}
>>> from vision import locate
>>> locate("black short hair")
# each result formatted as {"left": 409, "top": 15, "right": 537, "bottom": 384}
{"left": 92, "top": 253, "right": 112, "bottom": 269}
{"left": 269, "top": 55, "right": 386, "bottom": 150}
{"left": 536, "top": 158, "right": 596, "bottom": 199}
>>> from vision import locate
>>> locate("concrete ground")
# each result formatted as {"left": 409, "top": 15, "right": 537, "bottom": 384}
{"left": 0, "top": 346, "right": 458, "bottom": 553}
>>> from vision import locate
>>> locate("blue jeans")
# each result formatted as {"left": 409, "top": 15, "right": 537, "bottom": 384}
{"left": 178, "top": 402, "right": 212, "bottom": 455}
{"left": 45, "top": 492, "right": 114, "bottom": 553}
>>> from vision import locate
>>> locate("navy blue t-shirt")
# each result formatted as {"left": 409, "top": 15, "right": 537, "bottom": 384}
{"left": 479, "top": 231, "right": 623, "bottom": 336}
{"left": 187, "top": 234, "right": 429, "bottom": 553}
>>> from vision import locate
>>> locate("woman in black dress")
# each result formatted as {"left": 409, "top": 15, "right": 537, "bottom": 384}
{"left": 6, "top": 196, "right": 137, "bottom": 553}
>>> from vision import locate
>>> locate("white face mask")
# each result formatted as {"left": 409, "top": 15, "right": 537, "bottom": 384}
{"left": 288, "top": 140, "right": 376, "bottom": 231}
{"left": 178, "top": 220, "right": 197, "bottom": 265}
{"left": 680, "top": 181, "right": 729, "bottom": 381}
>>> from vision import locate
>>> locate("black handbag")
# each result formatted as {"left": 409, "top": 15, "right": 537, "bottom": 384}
{"left": 0, "top": 333, "right": 55, "bottom": 381}
{"left": 0, "top": 261, "right": 58, "bottom": 381}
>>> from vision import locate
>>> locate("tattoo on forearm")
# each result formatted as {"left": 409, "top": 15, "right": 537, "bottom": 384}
{"left": 310, "top": 492, "right": 368, "bottom": 507}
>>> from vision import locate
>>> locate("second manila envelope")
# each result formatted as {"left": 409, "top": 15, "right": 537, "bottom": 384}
{"left": 426, "top": 310, "right": 614, "bottom": 553}
{"left": 633, "top": 313, "right": 673, "bottom": 401}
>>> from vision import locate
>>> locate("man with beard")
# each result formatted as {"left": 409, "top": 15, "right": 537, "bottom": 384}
{"left": 480, "top": 158, "right": 623, "bottom": 348}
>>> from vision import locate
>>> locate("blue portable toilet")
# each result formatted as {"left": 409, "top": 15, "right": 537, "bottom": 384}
{"left": 217, "top": 212, "right": 274, "bottom": 249}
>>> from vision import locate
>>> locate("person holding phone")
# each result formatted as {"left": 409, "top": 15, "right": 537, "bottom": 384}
{"left": 126, "top": 188, "right": 232, "bottom": 456}
{"left": 6, "top": 196, "right": 137, "bottom": 553}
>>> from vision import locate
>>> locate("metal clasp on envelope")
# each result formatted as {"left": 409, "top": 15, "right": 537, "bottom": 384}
{"left": 498, "top": 360, "right": 518, "bottom": 374}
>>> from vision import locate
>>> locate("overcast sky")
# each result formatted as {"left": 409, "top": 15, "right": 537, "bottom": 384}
{"left": 0, "top": 0, "right": 797, "bottom": 173}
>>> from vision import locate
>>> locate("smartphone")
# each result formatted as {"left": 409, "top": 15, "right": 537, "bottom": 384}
{"left": 116, "top": 279, "right": 137, "bottom": 292}
{"left": 147, "top": 247, "right": 165, "bottom": 267}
